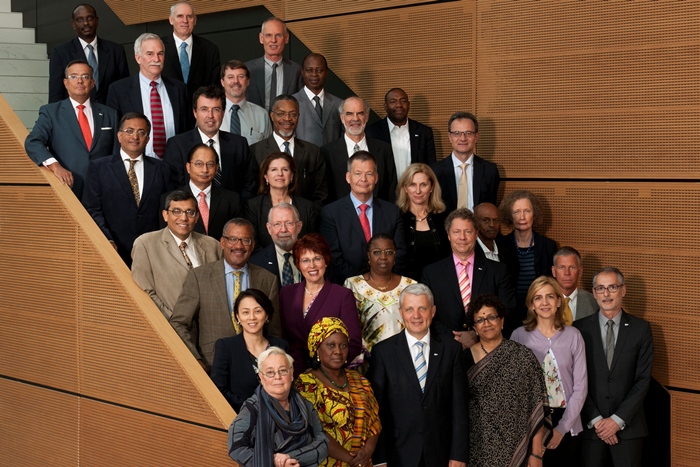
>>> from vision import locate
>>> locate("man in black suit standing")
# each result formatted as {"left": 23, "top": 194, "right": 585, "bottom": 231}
{"left": 431, "top": 112, "right": 500, "bottom": 213}
{"left": 48, "top": 4, "right": 129, "bottom": 104}
{"left": 574, "top": 267, "right": 654, "bottom": 467}
{"left": 161, "top": 1, "right": 221, "bottom": 102}
{"left": 321, "top": 96, "right": 398, "bottom": 203}
{"left": 320, "top": 151, "right": 405, "bottom": 284}
{"left": 164, "top": 85, "right": 256, "bottom": 202}
{"left": 368, "top": 283, "right": 468, "bottom": 467}
{"left": 421, "top": 208, "right": 516, "bottom": 345}
{"left": 366, "top": 88, "right": 436, "bottom": 178}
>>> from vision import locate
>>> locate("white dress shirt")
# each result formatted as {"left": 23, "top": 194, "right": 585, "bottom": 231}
{"left": 405, "top": 329, "right": 431, "bottom": 374}
{"left": 344, "top": 134, "right": 368, "bottom": 156}
{"left": 388, "top": 119, "right": 411, "bottom": 177}
{"left": 120, "top": 150, "right": 144, "bottom": 199}
{"left": 173, "top": 33, "right": 193, "bottom": 63}
{"left": 168, "top": 231, "right": 201, "bottom": 268}
{"left": 189, "top": 180, "right": 212, "bottom": 209}
{"left": 138, "top": 73, "right": 175, "bottom": 158}
{"left": 273, "top": 132, "right": 295, "bottom": 154}
{"left": 451, "top": 153, "right": 475, "bottom": 210}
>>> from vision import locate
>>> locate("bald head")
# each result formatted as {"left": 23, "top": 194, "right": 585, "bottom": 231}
{"left": 474, "top": 202, "right": 500, "bottom": 243}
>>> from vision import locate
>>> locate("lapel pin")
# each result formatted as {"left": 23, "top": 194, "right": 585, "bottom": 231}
{"left": 624, "top": 323, "right": 629, "bottom": 326}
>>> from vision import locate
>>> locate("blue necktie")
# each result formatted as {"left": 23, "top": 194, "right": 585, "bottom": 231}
{"left": 230, "top": 104, "right": 241, "bottom": 135}
{"left": 283, "top": 141, "right": 291, "bottom": 155}
{"left": 282, "top": 253, "right": 294, "bottom": 286}
{"left": 414, "top": 341, "right": 427, "bottom": 392}
{"left": 86, "top": 44, "right": 99, "bottom": 90}
{"left": 179, "top": 42, "right": 190, "bottom": 84}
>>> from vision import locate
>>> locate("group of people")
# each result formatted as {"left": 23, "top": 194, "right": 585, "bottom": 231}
{"left": 23, "top": 2, "right": 654, "bottom": 467}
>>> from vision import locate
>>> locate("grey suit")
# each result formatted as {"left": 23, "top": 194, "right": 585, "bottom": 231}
{"left": 169, "top": 259, "right": 279, "bottom": 368}
{"left": 574, "top": 289, "right": 598, "bottom": 321}
{"left": 292, "top": 88, "right": 343, "bottom": 147}
{"left": 131, "top": 228, "right": 222, "bottom": 319}
{"left": 245, "top": 57, "right": 303, "bottom": 109}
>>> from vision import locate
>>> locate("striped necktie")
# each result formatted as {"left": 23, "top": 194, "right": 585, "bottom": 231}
{"left": 459, "top": 261, "right": 471, "bottom": 311}
{"left": 414, "top": 341, "right": 427, "bottom": 392}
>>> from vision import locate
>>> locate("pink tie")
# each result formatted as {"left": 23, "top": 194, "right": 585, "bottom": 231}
{"left": 459, "top": 261, "right": 471, "bottom": 311}
{"left": 359, "top": 204, "right": 371, "bottom": 242}
{"left": 198, "top": 192, "right": 209, "bottom": 234}
{"left": 150, "top": 81, "right": 166, "bottom": 158}
{"left": 77, "top": 104, "right": 92, "bottom": 149}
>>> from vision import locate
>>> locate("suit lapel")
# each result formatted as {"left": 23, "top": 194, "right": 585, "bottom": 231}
{"left": 442, "top": 257, "right": 463, "bottom": 309}
{"left": 588, "top": 313, "right": 610, "bottom": 371}
{"left": 281, "top": 59, "right": 292, "bottom": 93}
{"left": 304, "top": 281, "right": 331, "bottom": 325}
{"left": 343, "top": 197, "right": 367, "bottom": 245}
{"left": 218, "top": 131, "right": 233, "bottom": 182}
{"left": 393, "top": 332, "right": 424, "bottom": 395}
{"left": 189, "top": 36, "right": 203, "bottom": 79}
{"left": 472, "top": 157, "right": 484, "bottom": 203}
{"left": 294, "top": 139, "right": 307, "bottom": 166}
{"left": 423, "top": 334, "right": 444, "bottom": 395}
{"left": 96, "top": 39, "right": 112, "bottom": 88}
{"left": 164, "top": 36, "right": 183, "bottom": 81}
{"left": 128, "top": 76, "right": 144, "bottom": 113}
{"left": 162, "top": 228, "right": 190, "bottom": 269}
{"left": 110, "top": 155, "right": 138, "bottom": 206}
{"left": 162, "top": 78, "right": 180, "bottom": 123}
{"left": 322, "top": 94, "right": 335, "bottom": 126}
{"left": 60, "top": 100, "right": 88, "bottom": 151}
{"left": 409, "top": 119, "right": 420, "bottom": 163}
{"left": 609, "top": 311, "right": 631, "bottom": 372}
{"left": 209, "top": 186, "right": 222, "bottom": 225}
{"left": 471, "top": 255, "right": 486, "bottom": 296}
{"left": 139, "top": 156, "right": 156, "bottom": 208}
{"left": 365, "top": 140, "right": 382, "bottom": 197}
{"left": 89, "top": 105, "right": 105, "bottom": 152}
{"left": 212, "top": 261, "right": 235, "bottom": 330}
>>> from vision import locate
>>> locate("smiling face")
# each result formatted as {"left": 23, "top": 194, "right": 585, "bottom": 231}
{"left": 400, "top": 293, "right": 435, "bottom": 340}
{"left": 316, "top": 331, "right": 349, "bottom": 371}
{"left": 135, "top": 38, "right": 165, "bottom": 80}
{"left": 384, "top": 89, "right": 410, "bottom": 125}
{"left": 266, "top": 206, "right": 300, "bottom": 251}
{"left": 346, "top": 159, "right": 377, "bottom": 201}
{"left": 264, "top": 157, "right": 292, "bottom": 190}
{"left": 220, "top": 223, "right": 255, "bottom": 269}
{"left": 259, "top": 19, "right": 288, "bottom": 61}
{"left": 270, "top": 99, "right": 299, "bottom": 139}
{"left": 298, "top": 249, "right": 326, "bottom": 286}
{"left": 72, "top": 5, "right": 99, "bottom": 43}
{"left": 259, "top": 353, "right": 293, "bottom": 402}
{"left": 447, "top": 217, "right": 477, "bottom": 260}
{"left": 117, "top": 117, "right": 150, "bottom": 158}
{"left": 235, "top": 296, "right": 268, "bottom": 336}
{"left": 169, "top": 2, "right": 196, "bottom": 40}
{"left": 163, "top": 199, "right": 198, "bottom": 241}
{"left": 473, "top": 306, "right": 504, "bottom": 342}
{"left": 367, "top": 237, "right": 396, "bottom": 276}
{"left": 194, "top": 95, "right": 224, "bottom": 138}
{"left": 531, "top": 284, "right": 562, "bottom": 321}
{"left": 448, "top": 117, "right": 479, "bottom": 161}
{"left": 340, "top": 97, "right": 368, "bottom": 137}
{"left": 301, "top": 55, "right": 328, "bottom": 93}
{"left": 221, "top": 66, "right": 249, "bottom": 102}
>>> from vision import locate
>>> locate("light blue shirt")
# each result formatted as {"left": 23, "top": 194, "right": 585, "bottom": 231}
{"left": 224, "top": 262, "right": 250, "bottom": 313}
{"left": 138, "top": 73, "right": 175, "bottom": 158}
{"left": 349, "top": 192, "right": 373, "bottom": 236}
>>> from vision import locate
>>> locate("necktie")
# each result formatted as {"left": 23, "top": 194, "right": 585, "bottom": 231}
{"left": 457, "top": 162, "right": 469, "bottom": 209}
{"left": 150, "top": 81, "right": 166, "bottom": 158}
{"left": 414, "top": 341, "right": 427, "bottom": 392}
{"left": 209, "top": 139, "right": 222, "bottom": 188}
{"left": 127, "top": 159, "right": 140, "bottom": 206}
{"left": 353, "top": 143, "right": 360, "bottom": 154}
{"left": 605, "top": 320, "right": 615, "bottom": 368}
{"left": 179, "top": 42, "right": 189, "bottom": 83}
{"left": 313, "top": 95, "right": 323, "bottom": 121}
{"left": 179, "top": 241, "right": 193, "bottom": 268}
{"left": 77, "top": 104, "right": 92, "bottom": 149}
{"left": 359, "top": 204, "right": 371, "bottom": 242}
{"left": 86, "top": 44, "right": 99, "bottom": 90}
{"left": 458, "top": 261, "right": 471, "bottom": 311}
{"left": 231, "top": 271, "right": 243, "bottom": 333}
{"left": 230, "top": 104, "right": 241, "bottom": 135}
{"left": 283, "top": 141, "right": 291, "bottom": 155}
{"left": 563, "top": 297, "right": 574, "bottom": 326}
{"left": 282, "top": 252, "right": 294, "bottom": 286}
{"left": 268, "top": 62, "right": 278, "bottom": 110}
{"left": 198, "top": 192, "right": 209, "bottom": 234}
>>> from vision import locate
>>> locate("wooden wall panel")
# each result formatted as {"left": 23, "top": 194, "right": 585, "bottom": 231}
{"left": 670, "top": 391, "right": 700, "bottom": 466}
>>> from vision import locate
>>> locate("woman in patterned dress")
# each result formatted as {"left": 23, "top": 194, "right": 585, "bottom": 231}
{"left": 511, "top": 276, "right": 588, "bottom": 466}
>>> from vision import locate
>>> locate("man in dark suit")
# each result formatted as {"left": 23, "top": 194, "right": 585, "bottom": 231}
{"left": 161, "top": 1, "right": 220, "bottom": 101}
{"left": 553, "top": 246, "right": 598, "bottom": 323}
{"left": 82, "top": 112, "right": 171, "bottom": 266}
{"left": 292, "top": 53, "right": 343, "bottom": 147}
{"left": 474, "top": 202, "right": 501, "bottom": 261}
{"left": 250, "top": 203, "right": 303, "bottom": 288}
{"left": 320, "top": 151, "right": 405, "bottom": 284}
{"left": 245, "top": 17, "right": 303, "bottom": 110}
{"left": 421, "top": 208, "right": 516, "bottom": 345}
{"left": 106, "top": 33, "right": 189, "bottom": 158}
{"left": 170, "top": 218, "right": 280, "bottom": 370}
{"left": 26, "top": 60, "right": 118, "bottom": 199}
{"left": 574, "top": 267, "right": 654, "bottom": 467}
{"left": 250, "top": 94, "right": 328, "bottom": 209}
{"left": 368, "top": 283, "right": 468, "bottom": 467}
{"left": 321, "top": 96, "right": 398, "bottom": 203}
{"left": 366, "top": 88, "right": 436, "bottom": 178}
{"left": 164, "top": 85, "right": 256, "bottom": 202}
{"left": 48, "top": 4, "right": 129, "bottom": 104}
{"left": 431, "top": 111, "right": 500, "bottom": 213}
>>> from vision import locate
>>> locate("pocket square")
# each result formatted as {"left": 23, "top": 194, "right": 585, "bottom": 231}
{"left": 101, "top": 127, "right": 113, "bottom": 130}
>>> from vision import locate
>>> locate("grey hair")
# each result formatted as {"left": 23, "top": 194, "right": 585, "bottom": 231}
{"left": 256, "top": 346, "right": 294, "bottom": 372}
{"left": 134, "top": 33, "right": 163, "bottom": 56}
{"left": 553, "top": 246, "right": 582, "bottom": 267}
{"left": 399, "top": 283, "right": 435, "bottom": 308}
{"left": 267, "top": 202, "right": 300, "bottom": 223}
{"left": 170, "top": 1, "right": 195, "bottom": 16}
{"left": 338, "top": 96, "right": 370, "bottom": 116}
{"left": 592, "top": 267, "right": 625, "bottom": 287}
{"left": 261, "top": 17, "right": 287, "bottom": 35}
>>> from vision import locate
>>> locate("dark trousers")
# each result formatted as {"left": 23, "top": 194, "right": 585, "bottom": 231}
{"left": 544, "top": 408, "right": 582, "bottom": 467}
{"left": 581, "top": 436, "right": 644, "bottom": 467}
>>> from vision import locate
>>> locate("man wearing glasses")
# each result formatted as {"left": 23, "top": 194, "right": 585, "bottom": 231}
{"left": 250, "top": 203, "right": 303, "bottom": 288}
{"left": 574, "top": 267, "right": 654, "bottom": 467}
{"left": 170, "top": 218, "right": 279, "bottom": 371}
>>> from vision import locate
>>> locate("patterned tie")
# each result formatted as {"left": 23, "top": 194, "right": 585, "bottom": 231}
{"left": 457, "top": 162, "right": 469, "bottom": 209}
{"left": 563, "top": 297, "right": 574, "bottom": 326}
{"left": 283, "top": 141, "right": 291, "bottom": 155}
{"left": 353, "top": 143, "right": 360, "bottom": 154}
{"left": 605, "top": 320, "right": 615, "bottom": 368}
{"left": 231, "top": 271, "right": 243, "bottom": 333}
{"left": 229, "top": 104, "right": 241, "bottom": 135}
{"left": 86, "top": 44, "right": 99, "bottom": 90}
{"left": 358, "top": 204, "right": 371, "bottom": 242}
{"left": 313, "top": 95, "right": 323, "bottom": 121}
{"left": 198, "top": 192, "right": 209, "bottom": 234}
{"left": 282, "top": 252, "right": 294, "bottom": 286}
{"left": 179, "top": 241, "right": 193, "bottom": 268}
{"left": 127, "top": 159, "right": 140, "bottom": 206}
{"left": 179, "top": 42, "right": 189, "bottom": 83}
{"left": 150, "top": 81, "right": 166, "bottom": 158}
{"left": 268, "top": 62, "right": 278, "bottom": 110}
{"left": 209, "top": 139, "right": 222, "bottom": 188}
{"left": 459, "top": 261, "right": 471, "bottom": 311}
{"left": 76, "top": 104, "right": 92, "bottom": 149}
{"left": 414, "top": 341, "right": 427, "bottom": 393}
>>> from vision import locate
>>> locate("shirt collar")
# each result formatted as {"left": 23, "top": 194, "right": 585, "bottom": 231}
{"left": 477, "top": 236, "right": 498, "bottom": 254}
{"left": 189, "top": 180, "right": 212, "bottom": 197}
{"left": 168, "top": 229, "right": 192, "bottom": 246}
{"left": 349, "top": 191, "right": 373, "bottom": 209}
{"left": 264, "top": 56, "right": 283, "bottom": 67}
{"left": 119, "top": 149, "right": 144, "bottom": 162}
{"left": 453, "top": 251, "right": 475, "bottom": 267}
{"left": 198, "top": 128, "right": 219, "bottom": 145}
{"left": 598, "top": 308, "right": 623, "bottom": 327}
{"left": 303, "top": 86, "right": 325, "bottom": 101}
{"left": 405, "top": 329, "right": 431, "bottom": 347}
{"left": 224, "top": 261, "right": 250, "bottom": 275}
{"left": 272, "top": 132, "right": 294, "bottom": 147}
{"left": 451, "top": 152, "right": 474, "bottom": 167}
{"left": 172, "top": 33, "right": 193, "bottom": 49}
{"left": 387, "top": 118, "right": 408, "bottom": 131}
{"left": 69, "top": 97, "right": 92, "bottom": 110}
{"left": 344, "top": 133, "right": 366, "bottom": 149}
{"left": 78, "top": 37, "right": 98, "bottom": 50}
{"left": 139, "top": 72, "right": 162, "bottom": 86}
{"left": 566, "top": 288, "right": 579, "bottom": 300}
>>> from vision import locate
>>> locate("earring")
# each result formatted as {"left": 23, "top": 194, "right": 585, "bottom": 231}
{"left": 315, "top": 354, "right": 320, "bottom": 362}
{"left": 235, "top": 320, "right": 241, "bottom": 325}
{"left": 265, "top": 319, "right": 269, "bottom": 323}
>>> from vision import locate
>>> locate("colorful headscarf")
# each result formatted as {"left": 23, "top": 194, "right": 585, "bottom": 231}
{"left": 307, "top": 317, "right": 349, "bottom": 357}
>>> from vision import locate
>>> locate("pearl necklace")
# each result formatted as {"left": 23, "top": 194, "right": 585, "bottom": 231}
{"left": 304, "top": 286, "right": 321, "bottom": 296}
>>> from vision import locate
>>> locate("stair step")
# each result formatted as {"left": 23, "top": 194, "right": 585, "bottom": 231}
{"left": 0, "top": 58, "right": 49, "bottom": 77}
{"left": 0, "top": 0, "right": 11, "bottom": 14}
{"left": 0, "top": 76, "right": 47, "bottom": 93}
{"left": 0, "top": 43, "right": 46, "bottom": 60}
{"left": 3, "top": 93, "right": 48, "bottom": 111}
{"left": 0, "top": 27, "right": 34, "bottom": 43}
{"left": 0, "top": 12, "right": 22, "bottom": 28}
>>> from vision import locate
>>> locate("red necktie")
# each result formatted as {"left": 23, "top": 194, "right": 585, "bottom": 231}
{"left": 77, "top": 104, "right": 92, "bottom": 149}
{"left": 198, "top": 192, "right": 209, "bottom": 234}
{"left": 150, "top": 81, "right": 166, "bottom": 158}
{"left": 359, "top": 204, "right": 371, "bottom": 242}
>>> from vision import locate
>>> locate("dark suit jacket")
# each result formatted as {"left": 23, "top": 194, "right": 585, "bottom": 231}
{"left": 368, "top": 331, "right": 469, "bottom": 466}
{"left": 245, "top": 56, "right": 303, "bottom": 108}
{"left": 244, "top": 194, "right": 318, "bottom": 249}
{"left": 249, "top": 244, "right": 282, "bottom": 287}
{"left": 431, "top": 154, "right": 500, "bottom": 213}
{"left": 49, "top": 37, "right": 129, "bottom": 104}
{"left": 82, "top": 153, "right": 172, "bottom": 266}
{"left": 163, "top": 129, "right": 257, "bottom": 202}
{"left": 366, "top": 117, "right": 437, "bottom": 166}
{"left": 292, "top": 88, "right": 343, "bottom": 148}
{"left": 279, "top": 280, "right": 362, "bottom": 376}
{"left": 161, "top": 33, "right": 221, "bottom": 101}
{"left": 210, "top": 333, "right": 288, "bottom": 412}
{"left": 421, "top": 251, "right": 516, "bottom": 336}
{"left": 401, "top": 210, "right": 450, "bottom": 281}
{"left": 321, "top": 136, "right": 398, "bottom": 203}
{"left": 574, "top": 311, "right": 654, "bottom": 440}
{"left": 250, "top": 134, "right": 328, "bottom": 210}
{"left": 320, "top": 196, "right": 406, "bottom": 284}
{"left": 24, "top": 99, "right": 118, "bottom": 199}
{"left": 106, "top": 74, "right": 190, "bottom": 135}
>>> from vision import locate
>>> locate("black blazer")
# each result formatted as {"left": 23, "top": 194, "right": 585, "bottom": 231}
{"left": 574, "top": 311, "right": 654, "bottom": 440}
{"left": 421, "top": 251, "right": 516, "bottom": 336}
{"left": 320, "top": 195, "right": 406, "bottom": 284}
{"left": 365, "top": 117, "right": 437, "bottom": 166}
{"left": 163, "top": 129, "right": 257, "bottom": 202}
{"left": 161, "top": 33, "right": 221, "bottom": 101}
{"left": 249, "top": 244, "right": 282, "bottom": 287}
{"left": 368, "top": 331, "right": 469, "bottom": 466}
{"left": 49, "top": 36, "right": 129, "bottom": 104}
{"left": 245, "top": 56, "right": 303, "bottom": 109}
{"left": 431, "top": 154, "right": 500, "bottom": 214}
{"left": 400, "top": 210, "right": 450, "bottom": 281}
{"left": 244, "top": 194, "right": 318, "bottom": 249}
{"left": 321, "top": 136, "right": 398, "bottom": 203}
{"left": 210, "top": 333, "right": 288, "bottom": 412}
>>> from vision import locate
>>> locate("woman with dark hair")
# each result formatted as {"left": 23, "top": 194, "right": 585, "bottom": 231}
{"left": 210, "top": 288, "right": 289, "bottom": 412}
{"left": 245, "top": 152, "right": 317, "bottom": 248}
{"left": 279, "top": 233, "right": 362, "bottom": 376}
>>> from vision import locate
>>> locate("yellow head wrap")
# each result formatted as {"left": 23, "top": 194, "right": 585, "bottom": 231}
{"left": 307, "top": 317, "right": 349, "bottom": 357}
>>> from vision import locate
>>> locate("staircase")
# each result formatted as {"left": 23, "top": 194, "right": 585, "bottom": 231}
{"left": 0, "top": 0, "right": 48, "bottom": 131}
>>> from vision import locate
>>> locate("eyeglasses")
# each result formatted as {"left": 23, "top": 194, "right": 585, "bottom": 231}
{"left": 593, "top": 284, "right": 622, "bottom": 294}
{"left": 272, "top": 111, "right": 299, "bottom": 119}
{"left": 448, "top": 130, "right": 476, "bottom": 138}
{"left": 269, "top": 221, "right": 298, "bottom": 230}
{"left": 371, "top": 249, "right": 396, "bottom": 257}
{"left": 191, "top": 161, "right": 217, "bottom": 169}
{"left": 300, "top": 256, "right": 324, "bottom": 266}
{"left": 473, "top": 314, "right": 499, "bottom": 326}
{"left": 67, "top": 74, "right": 92, "bottom": 81}
{"left": 261, "top": 367, "right": 290, "bottom": 379}
{"left": 120, "top": 128, "right": 149, "bottom": 137}
{"left": 167, "top": 208, "right": 197, "bottom": 218}
{"left": 222, "top": 236, "right": 253, "bottom": 246}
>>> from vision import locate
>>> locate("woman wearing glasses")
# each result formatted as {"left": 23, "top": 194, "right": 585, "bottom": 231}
{"left": 465, "top": 294, "right": 551, "bottom": 467}
{"left": 280, "top": 233, "right": 362, "bottom": 376}
{"left": 228, "top": 346, "right": 328, "bottom": 467}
